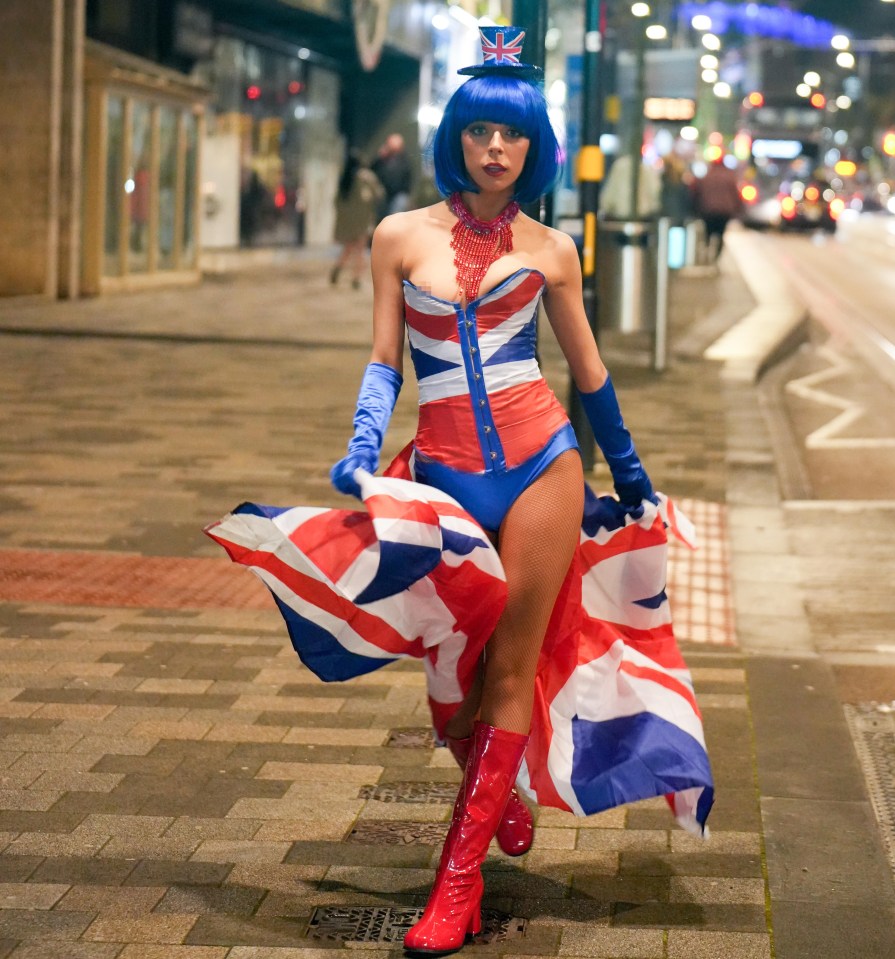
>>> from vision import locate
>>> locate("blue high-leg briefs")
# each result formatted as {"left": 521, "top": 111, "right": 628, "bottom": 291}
{"left": 413, "top": 423, "right": 580, "bottom": 533}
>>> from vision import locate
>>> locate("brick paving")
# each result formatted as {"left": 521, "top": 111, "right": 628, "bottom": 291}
{"left": 0, "top": 253, "right": 892, "bottom": 956}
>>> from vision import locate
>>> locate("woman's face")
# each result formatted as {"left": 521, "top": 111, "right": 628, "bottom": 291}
{"left": 460, "top": 121, "right": 530, "bottom": 195}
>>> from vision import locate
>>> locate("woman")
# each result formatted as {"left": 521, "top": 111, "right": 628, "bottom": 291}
{"left": 331, "top": 149, "right": 384, "bottom": 289}
{"left": 330, "top": 28, "right": 660, "bottom": 956}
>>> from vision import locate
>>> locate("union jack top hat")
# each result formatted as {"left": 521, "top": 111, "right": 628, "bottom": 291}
{"left": 458, "top": 26, "right": 543, "bottom": 79}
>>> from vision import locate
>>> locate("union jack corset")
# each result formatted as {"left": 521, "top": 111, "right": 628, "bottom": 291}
{"left": 402, "top": 267, "right": 570, "bottom": 474}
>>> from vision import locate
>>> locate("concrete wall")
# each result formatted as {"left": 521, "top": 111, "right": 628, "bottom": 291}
{"left": 0, "top": 0, "right": 83, "bottom": 297}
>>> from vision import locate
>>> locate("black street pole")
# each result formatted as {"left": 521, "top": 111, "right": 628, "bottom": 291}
{"left": 567, "top": 0, "right": 605, "bottom": 471}
{"left": 513, "top": 0, "right": 548, "bottom": 223}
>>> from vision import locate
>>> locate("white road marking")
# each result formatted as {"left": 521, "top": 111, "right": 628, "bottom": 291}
{"left": 784, "top": 342, "right": 895, "bottom": 450}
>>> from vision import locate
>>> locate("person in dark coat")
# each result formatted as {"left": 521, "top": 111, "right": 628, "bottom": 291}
{"left": 371, "top": 133, "right": 413, "bottom": 219}
{"left": 691, "top": 157, "right": 743, "bottom": 259}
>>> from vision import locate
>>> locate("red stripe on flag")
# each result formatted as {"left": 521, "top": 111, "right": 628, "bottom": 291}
{"left": 404, "top": 302, "right": 461, "bottom": 342}
{"left": 363, "top": 494, "right": 440, "bottom": 527}
{"left": 229, "top": 545, "right": 424, "bottom": 659}
{"left": 618, "top": 661, "right": 701, "bottom": 716}
{"left": 288, "top": 510, "right": 378, "bottom": 583}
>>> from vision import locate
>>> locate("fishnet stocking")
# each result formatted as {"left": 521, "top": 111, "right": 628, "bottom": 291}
{"left": 445, "top": 450, "right": 584, "bottom": 739}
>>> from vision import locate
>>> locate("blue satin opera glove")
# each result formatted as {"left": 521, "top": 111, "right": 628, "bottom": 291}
{"left": 578, "top": 376, "right": 656, "bottom": 512}
{"left": 330, "top": 362, "right": 403, "bottom": 499}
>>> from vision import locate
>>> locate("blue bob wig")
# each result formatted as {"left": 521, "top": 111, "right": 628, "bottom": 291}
{"left": 432, "top": 75, "right": 562, "bottom": 203}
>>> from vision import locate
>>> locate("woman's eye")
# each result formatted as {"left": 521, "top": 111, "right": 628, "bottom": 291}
{"left": 505, "top": 128, "right": 524, "bottom": 139}
{"left": 468, "top": 124, "right": 487, "bottom": 136}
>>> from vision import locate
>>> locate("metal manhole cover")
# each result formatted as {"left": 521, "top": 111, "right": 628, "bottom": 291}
{"left": 843, "top": 703, "right": 895, "bottom": 874}
{"left": 307, "top": 906, "right": 526, "bottom": 943}
{"left": 359, "top": 782, "right": 458, "bottom": 803}
{"left": 386, "top": 727, "right": 436, "bottom": 748}
{"left": 347, "top": 821, "right": 449, "bottom": 845}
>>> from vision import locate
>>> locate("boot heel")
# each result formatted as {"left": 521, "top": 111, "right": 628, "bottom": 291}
{"left": 467, "top": 904, "right": 481, "bottom": 937}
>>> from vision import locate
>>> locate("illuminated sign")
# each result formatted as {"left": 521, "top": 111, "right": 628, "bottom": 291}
{"left": 643, "top": 97, "right": 697, "bottom": 121}
{"left": 676, "top": 2, "right": 844, "bottom": 48}
{"left": 751, "top": 138, "right": 804, "bottom": 159}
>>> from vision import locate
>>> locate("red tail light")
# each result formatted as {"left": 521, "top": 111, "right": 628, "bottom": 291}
{"left": 829, "top": 197, "right": 845, "bottom": 220}
{"left": 780, "top": 196, "right": 797, "bottom": 219}
{"left": 741, "top": 184, "right": 758, "bottom": 203}
{"left": 805, "top": 186, "right": 820, "bottom": 202}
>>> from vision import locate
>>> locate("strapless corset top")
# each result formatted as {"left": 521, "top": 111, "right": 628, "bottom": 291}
{"left": 402, "top": 268, "right": 546, "bottom": 405}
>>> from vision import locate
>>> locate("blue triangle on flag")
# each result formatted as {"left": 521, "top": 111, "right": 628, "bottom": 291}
{"left": 353, "top": 540, "right": 443, "bottom": 605}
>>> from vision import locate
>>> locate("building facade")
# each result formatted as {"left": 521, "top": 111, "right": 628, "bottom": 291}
{"left": 0, "top": 0, "right": 484, "bottom": 299}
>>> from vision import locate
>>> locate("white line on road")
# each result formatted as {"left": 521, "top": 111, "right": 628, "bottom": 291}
{"left": 784, "top": 342, "right": 895, "bottom": 450}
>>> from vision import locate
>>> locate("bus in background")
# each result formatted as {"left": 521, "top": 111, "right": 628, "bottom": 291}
{"left": 737, "top": 93, "right": 842, "bottom": 232}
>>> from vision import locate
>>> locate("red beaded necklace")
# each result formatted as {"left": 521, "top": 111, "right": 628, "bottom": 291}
{"left": 448, "top": 192, "right": 520, "bottom": 303}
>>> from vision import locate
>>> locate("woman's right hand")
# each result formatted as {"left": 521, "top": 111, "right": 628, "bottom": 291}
{"left": 330, "top": 451, "right": 376, "bottom": 499}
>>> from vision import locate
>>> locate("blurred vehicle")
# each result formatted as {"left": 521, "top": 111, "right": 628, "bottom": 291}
{"left": 740, "top": 168, "right": 842, "bottom": 233}
{"left": 736, "top": 93, "right": 842, "bottom": 232}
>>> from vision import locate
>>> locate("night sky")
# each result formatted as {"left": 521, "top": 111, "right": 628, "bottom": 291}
{"left": 797, "top": 0, "right": 895, "bottom": 38}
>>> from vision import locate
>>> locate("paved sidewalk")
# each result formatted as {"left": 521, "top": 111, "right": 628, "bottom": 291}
{"left": 0, "top": 239, "right": 892, "bottom": 958}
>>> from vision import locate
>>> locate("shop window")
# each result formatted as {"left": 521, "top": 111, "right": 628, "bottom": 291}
{"left": 84, "top": 40, "right": 206, "bottom": 293}
{"left": 103, "top": 96, "right": 125, "bottom": 276}
{"left": 158, "top": 106, "right": 178, "bottom": 269}
{"left": 182, "top": 111, "right": 199, "bottom": 266}
{"left": 197, "top": 35, "right": 338, "bottom": 249}
{"left": 128, "top": 99, "right": 153, "bottom": 273}
{"left": 95, "top": 92, "right": 202, "bottom": 283}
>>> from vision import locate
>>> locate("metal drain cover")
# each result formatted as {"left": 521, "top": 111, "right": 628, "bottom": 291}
{"left": 347, "top": 821, "right": 449, "bottom": 845}
{"left": 359, "top": 782, "right": 458, "bottom": 803}
{"left": 307, "top": 906, "right": 526, "bottom": 943}
{"left": 386, "top": 727, "right": 436, "bottom": 748}
{"left": 843, "top": 703, "right": 895, "bottom": 874}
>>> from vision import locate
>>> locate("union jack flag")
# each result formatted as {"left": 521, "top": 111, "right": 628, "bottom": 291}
{"left": 480, "top": 27, "right": 525, "bottom": 66}
{"left": 205, "top": 462, "right": 714, "bottom": 836}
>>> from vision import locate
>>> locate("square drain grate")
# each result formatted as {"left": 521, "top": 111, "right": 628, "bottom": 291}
{"left": 843, "top": 703, "right": 895, "bottom": 875}
{"left": 307, "top": 906, "right": 526, "bottom": 943}
{"left": 359, "top": 782, "right": 458, "bottom": 804}
{"left": 347, "top": 821, "right": 449, "bottom": 845}
{"left": 386, "top": 727, "right": 436, "bottom": 748}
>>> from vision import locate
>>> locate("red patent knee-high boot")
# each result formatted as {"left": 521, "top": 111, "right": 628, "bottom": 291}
{"left": 403, "top": 722, "right": 529, "bottom": 956}
{"left": 444, "top": 733, "right": 533, "bottom": 857}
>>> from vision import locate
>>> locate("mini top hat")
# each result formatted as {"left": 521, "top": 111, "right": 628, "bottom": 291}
{"left": 457, "top": 26, "right": 543, "bottom": 80}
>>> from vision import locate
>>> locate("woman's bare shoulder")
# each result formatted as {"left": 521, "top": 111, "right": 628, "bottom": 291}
{"left": 516, "top": 216, "right": 579, "bottom": 280}
{"left": 374, "top": 203, "right": 448, "bottom": 246}
{"left": 520, "top": 216, "right": 578, "bottom": 252}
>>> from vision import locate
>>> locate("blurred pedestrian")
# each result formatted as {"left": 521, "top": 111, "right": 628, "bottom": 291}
{"left": 661, "top": 154, "right": 695, "bottom": 225}
{"left": 600, "top": 153, "right": 662, "bottom": 219}
{"left": 239, "top": 170, "right": 267, "bottom": 247}
{"left": 331, "top": 150, "right": 384, "bottom": 289}
{"left": 371, "top": 132, "right": 413, "bottom": 219}
{"left": 691, "top": 157, "right": 743, "bottom": 259}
